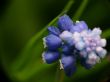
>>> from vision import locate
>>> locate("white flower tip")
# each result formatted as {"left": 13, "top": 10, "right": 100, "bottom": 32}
{"left": 76, "top": 20, "right": 80, "bottom": 23}
{"left": 43, "top": 37, "right": 47, "bottom": 48}
{"left": 42, "top": 52, "right": 46, "bottom": 63}
{"left": 59, "top": 59, "right": 64, "bottom": 69}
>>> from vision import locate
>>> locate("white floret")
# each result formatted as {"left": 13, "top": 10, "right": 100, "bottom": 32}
{"left": 59, "top": 31, "right": 72, "bottom": 41}
{"left": 100, "top": 39, "right": 106, "bottom": 47}
{"left": 86, "top": 52, "right": 100, "bottom": 65}
{"left": 92, "top": 28, "right": 102, "bottom": 35}
{"left": 75, "top": 41, "right": 85, "bottom": 50}
{"left": 72, "top": 32, "right": 81, "bottom": 42}
{"left": 96, "top": 47, "right": 107, "bottom": 58}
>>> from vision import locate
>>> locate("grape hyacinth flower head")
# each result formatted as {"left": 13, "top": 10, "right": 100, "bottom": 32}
{"left": 42, "top": 14, "right": 107, "bottom": 77}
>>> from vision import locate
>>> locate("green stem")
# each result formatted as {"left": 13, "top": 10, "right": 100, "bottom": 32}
{"left": 55, "top": 64, "right": 64, "bottom": 82}
{"left": 61, "top": 0, "right": 75, "bottom": 14}
{"left": 72, "top": 0, "right": 89, "bottom": 21}
{"left": 59, "top": 70, "right": 64, "bottom": 82}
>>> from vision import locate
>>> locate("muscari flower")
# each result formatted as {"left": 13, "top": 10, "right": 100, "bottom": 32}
{"left": 42, "top": 14, "right": 107, "bottom": 77}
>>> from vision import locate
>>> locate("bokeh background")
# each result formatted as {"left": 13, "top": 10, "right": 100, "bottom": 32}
{"left": 0, "top": 0, "right": 110, "bottom": 82}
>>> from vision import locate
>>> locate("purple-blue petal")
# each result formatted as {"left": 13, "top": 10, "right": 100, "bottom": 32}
{"left": 64, "top": 65, "right": 76, "bottom": 77}
{"left": 61, "top": 55, "right": 76, "bottom": 76}
{"left": 45, "top": 34, "right": 62, "bottom": 50}
{"left": 48, "top": 26, "right": 61, "bottom": 36}
{"left": 70, "top": 25, "right": 82, "bottom": 33}
{"left": 43, "top": 51, "right": 60, "bottom": 64}
{"left": 62, "top": 45, "right": 73, "bottom": 55}
{"left": 61, "top": 55, "right": 76, "bottom": 67}
{"left": 70, "top": 21, "right": 88, "bottom": 33}
{"left": 75, "top": 21, "right": 88, "bottom": 31}
{"left": 66, "top": 38, "right": 75, "bottom": 46}
{"left": 58, "top": 14, "right": 74, "bottom": 31}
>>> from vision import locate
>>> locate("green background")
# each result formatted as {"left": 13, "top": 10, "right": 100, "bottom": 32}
{"left": 0, "top": 0, "right": 110, "bottom": 82}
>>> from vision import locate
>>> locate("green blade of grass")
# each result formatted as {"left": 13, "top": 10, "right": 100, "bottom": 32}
{"left": 102, "top": 29, "right": 110, "bottom": 38}
{"left": 8, "top": 0, "right": 74, "bottom": 81}
{"left": 11, "top": 0, "right": 74, "bottom": 71}
{"left": 72, "top": 0, "right": 89, "bottom": 21}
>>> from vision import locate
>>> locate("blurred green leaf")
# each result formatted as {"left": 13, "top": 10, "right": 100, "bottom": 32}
{"left": 0, "top": 0, "right": 110, "bottom": 82}
{"left": 102, "top": 29, "right": 110, "bottom": 38}
{"left": 72, "top": 0, "right": 89, "bottom": 21}
{"left": 3, "top": 0, "right": 74, "bottom": 81}
{"left": 81, "top": 0, "right": 110, "bottom": 27}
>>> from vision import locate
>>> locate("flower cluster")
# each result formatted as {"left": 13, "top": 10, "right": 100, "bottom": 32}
{"left": 42, "top": 14, "right": 107, "bottom": 77}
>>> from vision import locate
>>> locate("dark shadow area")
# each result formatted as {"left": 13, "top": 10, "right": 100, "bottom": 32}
{"left": 0, "top": 66, "right": 10, "bottom": 82}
